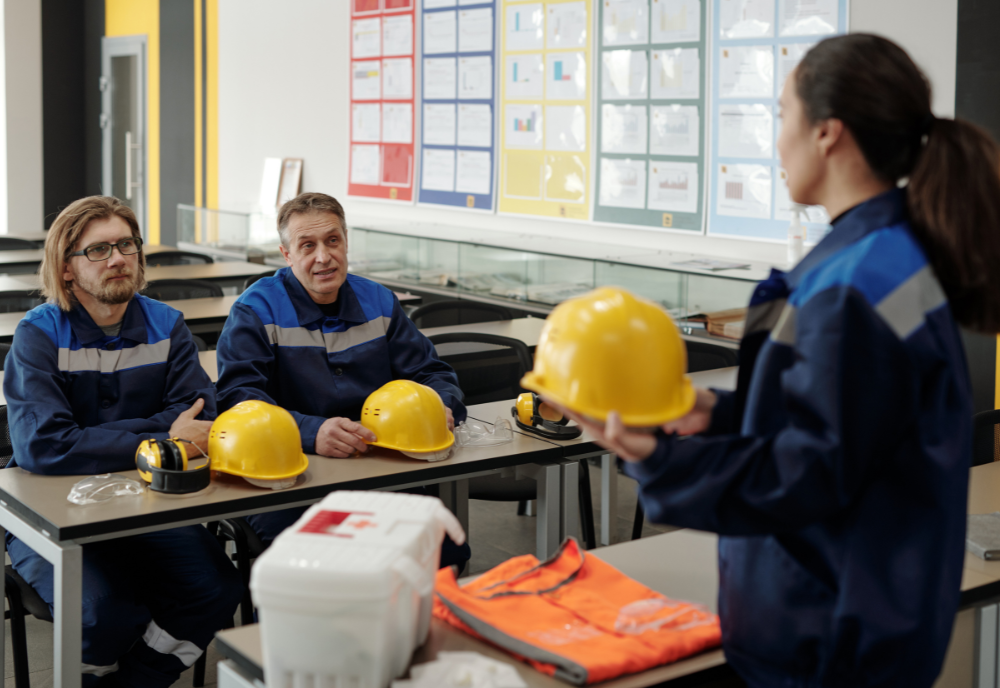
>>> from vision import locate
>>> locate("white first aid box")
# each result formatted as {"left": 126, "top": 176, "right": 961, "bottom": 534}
{"left": 250, "top": 491, "right": 466, "bottom": 688}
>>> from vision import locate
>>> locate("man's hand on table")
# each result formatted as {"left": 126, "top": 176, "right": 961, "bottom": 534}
{"left": 316, "top": 417, "right": 377, "bottom": 458}
{"left": 169, "top": 398, "right": 213, "bottom": 457}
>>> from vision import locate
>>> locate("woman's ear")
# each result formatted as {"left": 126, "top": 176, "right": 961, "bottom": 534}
{"left": 815, "top": 118, "right": 845, "bottom": 158}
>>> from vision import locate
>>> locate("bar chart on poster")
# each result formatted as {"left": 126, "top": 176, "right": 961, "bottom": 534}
{"left": 418, "top": 0, "right": 499, "bottom": 211}
{"left": 497, "top": 0, "right": 595, "bottom": 221}
{"left": 593, "top": 0, "right": 707, "bottom": 232}
{"left": 707, "top": 0, "right": 847, "bottom": 240}
{"left": 349, "top": 0, "right": 417, "bottom": 202}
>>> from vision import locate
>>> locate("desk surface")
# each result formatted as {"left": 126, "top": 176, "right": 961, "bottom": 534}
{"left": 0, "top": 400, "right": 562, "bottom": 543}
{"left": 0, "top": 244, "right": 176, "bottom": 266}
{"left": 0, "top": 261, "right": 273, "bottom": 292}
{"left": 421, "top": 317, "right": 546, "bottom": 346}
{"left": 216, "top": 529, "right": 725, "bottom": 687}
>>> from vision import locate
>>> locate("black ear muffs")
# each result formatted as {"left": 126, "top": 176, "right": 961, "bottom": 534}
{"left": 511, "top": 393, "right": 582, "bottom": 440}
{"left": 135, "top": 439, "right": 211, "bottom": 494}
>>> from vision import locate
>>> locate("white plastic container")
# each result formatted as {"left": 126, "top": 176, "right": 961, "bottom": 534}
{"left": 250, "top": 491, "right": 466, "bottom": 688}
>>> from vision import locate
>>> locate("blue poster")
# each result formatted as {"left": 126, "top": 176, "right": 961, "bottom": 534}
{"left": 418, "top": 1, "right": 498, "bottom": 211}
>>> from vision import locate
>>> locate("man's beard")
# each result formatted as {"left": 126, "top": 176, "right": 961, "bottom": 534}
{"left": 75, "top": 269, "right": 138, "bottom": 305}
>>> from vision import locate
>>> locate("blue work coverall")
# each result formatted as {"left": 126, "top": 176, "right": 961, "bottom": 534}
{"left": 3, "top": 297, "right": 242, "bottom": 687}
{"left": 628, "top": 189, "right": 971, "bottom": 687}
{"left": 215, "top": 269, "right": 468, "bottom": 554}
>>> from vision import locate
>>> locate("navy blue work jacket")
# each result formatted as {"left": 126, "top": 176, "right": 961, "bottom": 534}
{"left": 3, "top": 296, "right": 216, "bottom": 475}
{"left": 627, "top": 189, "right": 970, "bottom": 687}
{"left": 215, "top": 269, "right": 465, "bottom": 454}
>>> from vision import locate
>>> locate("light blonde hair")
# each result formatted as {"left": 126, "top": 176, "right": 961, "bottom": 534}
{"left": 41, "top": 196, "right": 147, "bottom": 311}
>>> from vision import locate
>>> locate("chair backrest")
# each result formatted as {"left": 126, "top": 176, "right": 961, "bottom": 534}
{"left": 0, "top": 406, "right": 13, "bottom": 469}
{"left": 0, "top": 237, "right": 41, "bottom": 251}
{"left": 428, "top": 332, "right": 532, "bottom": 406}
{"left": 144, "top": 250, "right": 214, "bottom": 267}
{"left": 0, "top": 290, "right": 45, "bottom": 314}
{"left": 190, "top": 333, "right": 209, "bottom": 352}
{"left": 973, "top": 410, "right": 1000, "bottom": 466}
{"left": 410, "top": 299, "right": 514, "bottom": 329}
{"left": 243, "top": 270, "right": 277, "bottom": 292}
{"left": 685, "top": 340, "right": 739, "bottom": 373}
{"left": 0, "top": 342, "right": 10, "bottom": 373}
{"left": 142, "top": 279, "right": 224, "bottom": 301}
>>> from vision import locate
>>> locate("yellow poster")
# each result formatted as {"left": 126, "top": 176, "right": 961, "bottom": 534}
{"left": 499, "top": 0, "right": 593, "bottom": 219}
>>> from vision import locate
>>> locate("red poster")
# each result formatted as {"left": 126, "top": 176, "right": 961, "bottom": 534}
{"left": 353, "top": 0, "right": 379, "bottom": 15}
{"left": 348, "top": 2, "right": 415, "bottom": 202}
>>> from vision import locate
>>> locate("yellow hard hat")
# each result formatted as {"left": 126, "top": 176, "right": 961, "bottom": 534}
{"left": 361, "top": 380, "right": 455, "bottom": 455}
{"left": 208, "top": 400, "right": 309, "bottom": 489}
{"left": 521, "top": 286, "right": 696, "bottom": 427}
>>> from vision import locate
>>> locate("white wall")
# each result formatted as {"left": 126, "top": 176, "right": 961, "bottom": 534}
{"left": 218, "top": 0, "right": 958, "bottom": 265}
{"left": 2, "top": 0, "right": 42, "bottom": 235}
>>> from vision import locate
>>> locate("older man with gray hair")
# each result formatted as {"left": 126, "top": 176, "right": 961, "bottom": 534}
{"left": 215, "top": 192, "right": 469, "bottom": 562}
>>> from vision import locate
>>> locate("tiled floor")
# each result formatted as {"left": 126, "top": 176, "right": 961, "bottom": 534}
{"left": 6, "top": 468, "right": 674, "bottom": 687}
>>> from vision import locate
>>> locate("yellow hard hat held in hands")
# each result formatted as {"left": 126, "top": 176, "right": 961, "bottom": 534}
{"left": 208, "top": 400, "right": 309, "bottom": 490}
{"left": 521, "top": 286, "right": 696, "bottom": 427}
{"left": 361, "top": 380, "right": 455, "bottom": 462}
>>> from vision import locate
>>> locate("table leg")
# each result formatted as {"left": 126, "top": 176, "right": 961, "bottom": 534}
{"left": 439, "top": 479, "right": 470, "bottom": 539}
{"left": 54, "top": 544, "right": 83, "bottom": 688}
{"left": 561, "top": 462, "right": 580, "bottom": 544}
{"left": 0, "top": 526, "right": 5, "bottom": 688}
{"left": 600, "top": 454, "right": 619, "bottom": 546}
{"left": 535, "top": 464, "right": 561, "bottom": 560}
{"left": 977, "top": 603, "right": 998, "bottom": 687}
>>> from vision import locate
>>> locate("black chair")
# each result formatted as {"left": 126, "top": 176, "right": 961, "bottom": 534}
{"left": 0, "top": 342, "right": 11, "bottom": 371}
{"left": 0, "top": 290, "right": 45, "bottom": 313}
{"left": 973, "top": 410, "right": 1000, "bottom": 467}
{"left": 142, "top": 279, "right": 224, "bottom": 301}
{"left": 0, "top": 237, "right": 40, "bottom": 251}
{"left": 409, "top": 300, "right": 513, "bottom": 328}
{"left": 243, "top": 270, "right": 277, "bottom": 292}
{"left": 428, "top": 332, "right": 597, "bottom": 550}
{"left": 190, "top": 334, "right": 209, "bottom": 353}
{"left": 0, "top": 405, "right": 210, "bottom": 688}
{"left": 212, "top": 518, "right": 266, "bottom": 626}
{"left": 686, "top": 340, "right": 739, "bottom": 373}
{"left": 144, "top": 251, "right": 214, "bottom": 267}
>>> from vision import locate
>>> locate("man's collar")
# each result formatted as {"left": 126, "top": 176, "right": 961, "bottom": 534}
{"left": 786, "top": 187, "right": 907, "bottom": 289}
{"left": 279, "top": 268, "right": 367, "bottom": 325}
{"left": 67, "top": 297, "right": 146, "bottom": 344}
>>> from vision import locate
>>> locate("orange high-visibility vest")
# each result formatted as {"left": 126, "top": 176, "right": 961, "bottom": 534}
{"left": 433, "top": 538, "right": 721, "bottom": 685}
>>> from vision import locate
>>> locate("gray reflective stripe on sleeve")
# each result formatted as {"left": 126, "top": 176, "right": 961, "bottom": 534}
{"left": 264, "top": 316, "right": 391, "bottom": 353}
{"left": 82, "top": 662, "right": 119, "bottom": 676}
{"left": 58, "top": 339, "right": 171, "bottom": 373}
{"left": 142, "top": 620, "right": 202, "bottom": 667}
{"left": 434, "top": 593, "right": 589, "bottom": 685}
{"left": 770, "top": 304, "right": 797, "bottom": 346}
{"left": 745, "top": 298, "right": 787, "bottom": 337}
{"left": 875, "top": 265, "right": 947, "bottom": 340}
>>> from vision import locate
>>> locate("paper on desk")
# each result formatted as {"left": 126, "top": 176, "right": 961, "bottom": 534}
{"left": 392, "top": 652, "right": 527, "bottom": 688}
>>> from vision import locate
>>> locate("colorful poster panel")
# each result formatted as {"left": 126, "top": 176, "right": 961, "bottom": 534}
{"left": 349, "top": 0, "right": 417, "bottom": 202}
{"left": 498, "top": 0, "right": 594, "bottom": 221}
{"left": 418, "top": 1, "right": 498, "bottom": 211}
{"left": 707, "top": 0, "right": 847, "bottom": 239}
{"left": 594, "top": 0, "right": 707, "bottom": 232}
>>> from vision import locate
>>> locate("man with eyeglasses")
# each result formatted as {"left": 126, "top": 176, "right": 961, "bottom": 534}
{"left": 2, "top": 196, "right": 241, "bottom": 687}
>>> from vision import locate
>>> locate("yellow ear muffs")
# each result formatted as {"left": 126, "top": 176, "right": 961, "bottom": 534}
{"left": 136, "top": 438, "right": 211, "bottom": 494}
{"left": 511, "top": 393, "right": 582, "bottom": 440}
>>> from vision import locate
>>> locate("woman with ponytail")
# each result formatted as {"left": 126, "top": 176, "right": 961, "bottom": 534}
{"left": 558, "top": 34, "right": 999, "bottom": 687}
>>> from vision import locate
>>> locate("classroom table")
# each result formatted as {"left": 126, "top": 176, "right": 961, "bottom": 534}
{"left": 467, "top": 366, "right": 739, "bottom": 548}
{"left": 0, "top": 400, "right": 580, "bottom": 688}
{"left": 0, "top": 261, "right": 274, "bottom": 295}
{"left": 213, "top": 528, "right": 731, "bottom": 688}
{"left": 0, "top": 244, "right": 179, "bottom": 276}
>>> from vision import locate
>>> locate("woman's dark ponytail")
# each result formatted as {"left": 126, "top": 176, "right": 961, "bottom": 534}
{"left": 797, "top": 34, "right": 1000, "bottom": 332}
{"left": 908, "top": 118, "right": 1000, "bottom": 332}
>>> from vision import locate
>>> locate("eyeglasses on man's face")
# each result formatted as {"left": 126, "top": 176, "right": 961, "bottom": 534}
{"left": 69, "top": 237, "right": 143, "bottom": 262}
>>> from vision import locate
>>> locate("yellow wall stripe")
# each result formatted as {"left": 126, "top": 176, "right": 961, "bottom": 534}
{"left": 105, "top": 0, "right": 160, "bottom": 244}
{"left": 206, "top": 0, "right": 218, "bottom": 210}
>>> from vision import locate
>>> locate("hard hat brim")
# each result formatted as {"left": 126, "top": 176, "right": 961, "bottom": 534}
{"left": 213, "top": 452, "right": 310, "bottom": 481}
{"left": 368, "top": 431, "right": 456, "bottom": 454}
{"left": 521, "top": 372, "right": 698, "bottom": 428}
